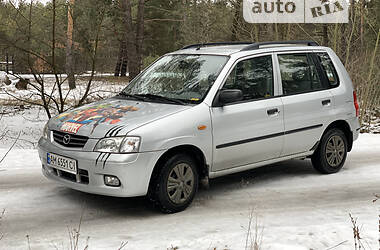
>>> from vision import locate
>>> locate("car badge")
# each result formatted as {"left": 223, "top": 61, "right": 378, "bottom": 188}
{"left": 63, "top": 134, "right": 71, "bottom": 145}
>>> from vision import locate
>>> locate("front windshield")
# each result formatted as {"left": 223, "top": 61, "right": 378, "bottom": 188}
{"left": 121, "top": 54, "right": 229, "bottom": 104}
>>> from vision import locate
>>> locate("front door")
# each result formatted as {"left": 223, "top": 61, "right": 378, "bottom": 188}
{"left": 211, "top": 54, "right": 284, "bottom": 172}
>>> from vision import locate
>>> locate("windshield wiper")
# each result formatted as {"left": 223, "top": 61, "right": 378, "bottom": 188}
{"left": 117, "top": 92, "right": 147, "bottom": 101}
{"left": 136, "top": 94, "right": 186, "bottom": 105}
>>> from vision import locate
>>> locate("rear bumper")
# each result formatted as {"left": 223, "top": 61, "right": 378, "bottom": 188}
{"left": 38, "top": 137, "right": 164, "bottom": 197}
{"left": 347, "top": 116, "right": 360, "bottom": 141}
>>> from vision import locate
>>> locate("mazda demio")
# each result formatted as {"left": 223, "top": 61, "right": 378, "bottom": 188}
{"left": 38, "top": 41, "right": 360, "bottom": 213}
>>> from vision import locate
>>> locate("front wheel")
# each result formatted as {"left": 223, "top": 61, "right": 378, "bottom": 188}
{"left": 151, "top": 154, "right": 199, "bottom": 213}
{"left": 312, "top": 128, "right": 348, "bottom": 174}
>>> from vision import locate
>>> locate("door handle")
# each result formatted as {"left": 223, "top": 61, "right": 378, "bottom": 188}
{"left": 322, "top": 99, "right": 331, "bottom": 106}
{"left": 267, "top": 108, "right": 279, "bottom": 116}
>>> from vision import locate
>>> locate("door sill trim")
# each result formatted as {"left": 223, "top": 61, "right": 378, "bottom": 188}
{"left": 209, "top": 151, "right": 313, "bottom": 179}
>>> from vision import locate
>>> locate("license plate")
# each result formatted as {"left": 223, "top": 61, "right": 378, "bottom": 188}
{"left": 47, "top": 153, "right": 77, "bottom": 174}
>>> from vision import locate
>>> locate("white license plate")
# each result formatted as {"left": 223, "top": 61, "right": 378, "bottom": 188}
{"left": 47, "top": 153, "right": 77, "bottom": 174}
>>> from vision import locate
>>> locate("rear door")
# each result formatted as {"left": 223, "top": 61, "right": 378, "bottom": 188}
{"left": 276, "top": 52, "right": 334, "bottom": 156}
{"left": 211, "top": 54, "right": 284, "bottom": 171}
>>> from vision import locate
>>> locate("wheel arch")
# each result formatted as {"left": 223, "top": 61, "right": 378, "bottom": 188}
{"left": 323, "top": 120, "right": 353, "bottom": 152}
{"left": 148, "top": 144, "right": 209, "bottom": 192}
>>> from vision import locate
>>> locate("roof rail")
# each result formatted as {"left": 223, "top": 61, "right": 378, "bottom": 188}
{"left": 182, "top": 42, "right": 253, "bottom": 50}
{"left": 240, "top": 40, "right": 319, "bottom": 51}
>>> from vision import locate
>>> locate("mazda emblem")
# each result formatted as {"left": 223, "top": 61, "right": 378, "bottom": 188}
{"left": 63, "top": 134, "right": 71, "bottom": 145}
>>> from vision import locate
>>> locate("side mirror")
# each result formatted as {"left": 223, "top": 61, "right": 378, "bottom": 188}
{"left": 215, "top": 89, "right": 243, "bottom": 106}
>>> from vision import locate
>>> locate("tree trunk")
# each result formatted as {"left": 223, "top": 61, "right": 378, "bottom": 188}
{"left": 66, "top": 0, "right": 75, "bottom": 89}
{"left": 135, "top": 0, "right": 144, "bottom": 72}
{"left": 231, "top": 1, "right": 240, "bottom": 41}
{"left": 114, "top": 41, "right": 123, "bottom": 76}
{"left": 120, "top": 0, "right": 144, "bottom": 80}
{"left": 11, "top": 56, "right": 14, "bottom": 73}
{"left": 360, "top": 0, "right": 365, "bottom": 47}
{"left": 350, "top": 0, "right": 355, "bottom": 22}
{"left": 255, "top": 24, "right": 260, "bottom": 42}
{"left": 5, "top": 53, "right": 9, "bottom": 73}
{"left": 322, "top": 24, "right": 328, "bottom": 46}
{"left": 120, "top": 42, "right": 128, "bottom": 77}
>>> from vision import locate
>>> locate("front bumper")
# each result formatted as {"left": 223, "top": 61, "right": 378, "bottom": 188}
{"left": 38, "top": 137, "right": 164, "bottom": 197}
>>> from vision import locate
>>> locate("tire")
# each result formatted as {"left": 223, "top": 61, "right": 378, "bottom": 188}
{"left": 150, "top": 154, "right": 199, "bottom": 213}
{"left": 311, "top": 128, "right": 348, "bottom": 174}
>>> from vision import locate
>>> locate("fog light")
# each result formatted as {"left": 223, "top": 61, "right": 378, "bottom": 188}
{"left": 104, "top": 175, "right": 120, "bottom": 187}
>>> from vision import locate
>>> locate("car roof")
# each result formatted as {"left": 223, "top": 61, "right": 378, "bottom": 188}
{"left": 169, "top": 42, "right": 328, "bottom": 57}
{"left": 171, "top": 45, "right": 250, "bottom": 56}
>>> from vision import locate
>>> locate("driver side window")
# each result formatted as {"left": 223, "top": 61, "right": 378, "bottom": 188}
{"left": 223, "top": 55, "right": 274, "bottom": 101}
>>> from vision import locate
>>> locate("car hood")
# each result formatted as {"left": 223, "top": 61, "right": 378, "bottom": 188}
{"left": 48, "top": 97, "right": 191, "bottom": 138}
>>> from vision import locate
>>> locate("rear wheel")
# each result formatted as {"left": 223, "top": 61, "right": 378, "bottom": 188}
{"left": 312, "top": 128, "right": 348, "bottom": 174}
{"left": 150, "top": 154, "right": 198, "bottom": 213}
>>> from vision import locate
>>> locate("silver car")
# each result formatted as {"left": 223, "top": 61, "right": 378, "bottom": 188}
{"left": 38, "top": 41, "right": 360, "bottom": 213}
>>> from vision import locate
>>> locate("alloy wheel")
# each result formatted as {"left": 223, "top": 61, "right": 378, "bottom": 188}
{"left": 167, "top": 163, "right": 194, "bottom": 204}
{"left": 325, "top": 135, "right": 346, "bottom": 167}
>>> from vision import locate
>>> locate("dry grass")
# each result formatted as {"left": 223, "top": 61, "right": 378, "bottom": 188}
{"left": 22, "top": 205, "right": 128, "bottom": 250}
{"left": 0, "top": 209, "right": 5, "bottom": 241}
{"left": 244, "top": 209, "right": 263, "bottom": 250}
{"left": 67, "top": 206, "right": 88, "bottom": 250}
{"left": 349, "top": 213, "right": 366, "bottom": 250}
{"left": 167, "top": 246, "right": 179, "bottom": 250}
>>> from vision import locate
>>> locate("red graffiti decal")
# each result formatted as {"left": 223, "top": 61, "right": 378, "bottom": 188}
{"left": 60, "top": 122, "right": 84, "bottom": 134}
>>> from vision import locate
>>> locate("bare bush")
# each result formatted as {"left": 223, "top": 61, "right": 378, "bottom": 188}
{"left": 0, "top": 109, "right": 20, "bottom": 165}
{"left": 0, "top": 0, "right": 107, "bottom": 119}
{"left": 356, "top": 29, "right": 380, "bottom": 128}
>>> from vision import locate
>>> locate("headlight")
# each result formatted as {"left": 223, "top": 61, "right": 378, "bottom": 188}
{"left": 94, "top": 136, "right": 140, "bottom": 153}
{"left": 42, "top": 122, "right": 49, "bottom": 139}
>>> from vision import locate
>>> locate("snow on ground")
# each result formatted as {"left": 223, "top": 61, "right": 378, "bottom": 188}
{"left": 361, "top": 107, "right": 380, "bottom": 134}
{"left": 0, "top": 73, "right": 126, "bottom": 106}
{"left": 0, "top": 130, "right": 379, "bottom": 249}
{"left": 0, "top": 80, "right": 379, "bottom": 249}
{"left": 0, "top": 71, "right": 6, "bottom": 82}
{"left": 0, "top": 106, "right": 47, "bottom": 149}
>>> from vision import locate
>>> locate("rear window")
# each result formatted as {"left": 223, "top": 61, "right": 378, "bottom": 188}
{"left": 278, "top": 54, "right": 324, "bottom": 95}
{"left": 316, "top": 53, "right": 339, "bottom": 87}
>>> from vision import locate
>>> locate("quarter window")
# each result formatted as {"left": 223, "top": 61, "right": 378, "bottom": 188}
{"left": 278, "top": 54, "right": 324, "bottom": 95}
{"left": 317, "top": 53, "right": 339, "bottom": 87}
{"left": 223, "top": 55, "right": 274, "bottom": 102}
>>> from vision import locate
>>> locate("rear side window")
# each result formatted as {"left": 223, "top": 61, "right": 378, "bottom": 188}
{"left": 278, "top": 54, "right": 324, "bottom": 95}
{"left": 223, "top": 55, "right": 274, "bottom": 101}
{"left": 316, "top": 53, "right": 339, "bottom": 87}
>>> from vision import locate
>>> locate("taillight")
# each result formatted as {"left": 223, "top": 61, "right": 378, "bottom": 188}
{"left": 353, "top": 91, "right": 359, "bottom": 117}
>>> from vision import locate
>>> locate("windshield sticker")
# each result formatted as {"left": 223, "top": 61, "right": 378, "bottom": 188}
{"left": 57, "top": 103, "right": 139, "bottom": 134}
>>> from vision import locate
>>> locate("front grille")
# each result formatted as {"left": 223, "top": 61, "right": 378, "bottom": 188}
{"left": 53, "top": 130, "right": 88, "bottom": 148}
{"left": 46, "top": 165, "right": 89, "bottom": 184}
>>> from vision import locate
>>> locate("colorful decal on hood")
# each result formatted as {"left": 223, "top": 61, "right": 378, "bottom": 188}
{"left": 57, "top": 103, "right": 139, "bottom": 134}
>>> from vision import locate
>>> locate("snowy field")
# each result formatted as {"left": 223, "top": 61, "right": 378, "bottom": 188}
{"left": 0, "top": 126, "right": 380, "bottom": 249}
